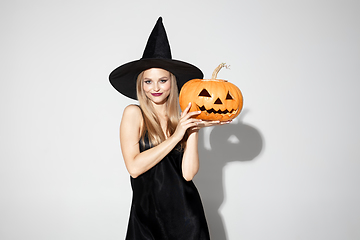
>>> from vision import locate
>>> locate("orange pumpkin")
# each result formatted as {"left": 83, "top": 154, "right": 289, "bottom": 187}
{"left": 179, "top": 63, "right": 243, "bottom": 121}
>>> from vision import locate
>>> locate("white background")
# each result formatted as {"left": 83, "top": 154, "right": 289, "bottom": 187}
{"left": 1, "top": 0, "right": 359, "bottom": 239}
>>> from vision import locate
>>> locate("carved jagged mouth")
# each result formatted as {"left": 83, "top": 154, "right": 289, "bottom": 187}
{"left": 198, "top": 105, "right": 236, "bottom": 115}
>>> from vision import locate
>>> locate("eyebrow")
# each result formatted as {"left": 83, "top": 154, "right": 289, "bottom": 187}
{"left": 143, "top": 76, "right": 169, "bottom": 80}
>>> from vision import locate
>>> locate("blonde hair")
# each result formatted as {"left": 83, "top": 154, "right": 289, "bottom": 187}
{"left": 136, "top": 69, "right": 184, "bottom": 148}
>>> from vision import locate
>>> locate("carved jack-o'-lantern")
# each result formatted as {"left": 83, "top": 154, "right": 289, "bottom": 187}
{"left": 179, "top": 63, "right": 243, "bottom": 121}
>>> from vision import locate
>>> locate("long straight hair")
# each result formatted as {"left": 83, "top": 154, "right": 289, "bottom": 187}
{"left": 136, "top": 69, "right": 185, "bottom": 148}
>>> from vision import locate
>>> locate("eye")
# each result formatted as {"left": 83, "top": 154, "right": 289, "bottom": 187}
{"left": 198, "top": 89, "right": 211, "bottom": 97}
{"left": 144, "top": 80, "right": 152, "bottom": 84}
{"left": 226, "top": 91, "right": 233, "bottom": 100}
{"left": 160, "top": 79, "right": 168, "bottom": 83}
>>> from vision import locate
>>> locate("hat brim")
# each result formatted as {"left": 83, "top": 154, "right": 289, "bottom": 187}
{"left": 109, "top": 58, "right": 203, "bottom": 100}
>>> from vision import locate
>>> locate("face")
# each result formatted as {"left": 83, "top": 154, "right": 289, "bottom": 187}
{"left": 142, "top": 68, "right": 171, "bottom": 105}
{"left": 179, "top": 79, "right": 243, "bottom": 121}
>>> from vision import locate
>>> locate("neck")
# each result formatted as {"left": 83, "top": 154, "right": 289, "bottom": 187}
{"left": 151, "top": 102, "right": 167, "bottom": 118}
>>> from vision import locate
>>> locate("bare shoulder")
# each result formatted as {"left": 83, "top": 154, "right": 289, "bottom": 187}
{"left": 121, "top": 104, "right": 143, "bottom": 127}
{"left": 122, "top": 104, "right": 143, "bottom": 121}
{"left": 121, "top": 105, "right": 143, "bottom": 137}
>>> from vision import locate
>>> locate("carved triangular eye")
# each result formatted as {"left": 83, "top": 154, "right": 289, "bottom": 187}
{"left": 214, "top": 98, "right": 223, "bottom": 104}
{"left": 198, "top": 89, "right": 211, "bottom": 97}
{"left": 226, "top": 91, "right": 233, "bottom": 100}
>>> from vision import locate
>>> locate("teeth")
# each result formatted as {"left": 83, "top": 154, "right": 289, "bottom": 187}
{"left": 198, "top": 105, "right": 236, "bottom": 115}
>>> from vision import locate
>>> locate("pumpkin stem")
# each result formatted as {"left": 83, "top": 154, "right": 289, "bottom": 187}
{"left": 211, "top": 63, "right": 230, "bottom": 79}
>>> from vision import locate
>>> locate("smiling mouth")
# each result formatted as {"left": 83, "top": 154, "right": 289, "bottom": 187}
{"left": 198, "top": 105, "right": 236, "bottom": 115}
{"left": 151, "top": 93, "right": 163, "bottom": 96}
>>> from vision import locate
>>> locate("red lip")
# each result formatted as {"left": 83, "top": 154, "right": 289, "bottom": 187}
{"left": 151, "top": 93, "right": 163, "bottom": 96}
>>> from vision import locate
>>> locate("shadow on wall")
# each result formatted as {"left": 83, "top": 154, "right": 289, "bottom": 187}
{"left": 194, "top": 110, "right": 264, "bottom": 240}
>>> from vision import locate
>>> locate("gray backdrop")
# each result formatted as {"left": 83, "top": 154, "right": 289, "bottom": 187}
{"left": 1, "top": 0, "right": 359, "bottom": 239}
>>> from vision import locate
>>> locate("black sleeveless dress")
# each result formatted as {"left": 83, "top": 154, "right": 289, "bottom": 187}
{"left": 125, "top": 135, "right": 210, "bottom": 240}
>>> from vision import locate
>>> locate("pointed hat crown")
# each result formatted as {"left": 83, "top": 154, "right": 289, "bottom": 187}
{"left": 142, "top": 17, "right": 172, "bottom": 59}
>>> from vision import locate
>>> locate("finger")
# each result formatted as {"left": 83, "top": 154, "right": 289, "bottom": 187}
{"left": 204, "top": 120, "right": 221, "bottom": 125}
{"left": 187, "top": 110, "right": 201, "bottom": 117}
{"left": 196, "top": 120, "right": 221, "bottom": 128}
{"left": 184, "top": 122, "right": 202, "bottom": 130}
{"left": 181, "top": 118, "right": 202, "bottom": 128}
{"left": 220, "top": 120, "right": 232, "bottom": 124}
{"left": 181, "top": 102, "right": 192, "bottom": 117}
{"left": 181, "top": 110, "right": 201, "bottom": 121}
{"left": 205, "top": 119, "right": 232, "bottom": 125}
{"left": 182, "top": 118, "right": 201, "bottom": 125}
{"left": 214, "top": 120, "right": 232, "bottom": 125}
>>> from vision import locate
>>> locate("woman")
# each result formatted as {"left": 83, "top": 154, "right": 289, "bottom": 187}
{"left": 109, "top": 17, "right": 230, "bottom": 240}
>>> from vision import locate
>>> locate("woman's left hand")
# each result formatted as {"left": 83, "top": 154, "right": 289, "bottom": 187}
{"left": 188, "top": 119, "right": 232, "bottom": 133}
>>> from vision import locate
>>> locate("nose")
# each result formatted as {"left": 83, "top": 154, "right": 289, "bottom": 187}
{"left": 214, "top": 98, "right": 222, "bottom": 104}
{"left": 154, "top": 82, "right": 160, "bottom": 91}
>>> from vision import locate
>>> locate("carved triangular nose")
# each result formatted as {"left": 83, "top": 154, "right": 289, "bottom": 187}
{"left": 214, "top": 98, "right": 222, "bottom": 104}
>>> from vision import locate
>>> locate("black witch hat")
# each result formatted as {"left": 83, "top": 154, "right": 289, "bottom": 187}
{"left": 109, "top": 17, "right": 203, "bottom": 100}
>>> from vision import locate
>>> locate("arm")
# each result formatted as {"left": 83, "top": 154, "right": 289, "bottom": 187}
{"left": 120, "top": 104, "right": 200, "bottom": 178}
{"left": 181, "top": 116, "right": 232, "bottom": 181}
{"left": 181, "top": 130, "right": 200, "bottom": 181}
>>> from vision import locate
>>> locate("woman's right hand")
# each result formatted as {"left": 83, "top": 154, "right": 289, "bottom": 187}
{"left": 172, "top": 102, "right": 201, "bottom": 141}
